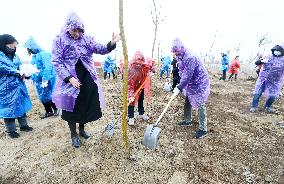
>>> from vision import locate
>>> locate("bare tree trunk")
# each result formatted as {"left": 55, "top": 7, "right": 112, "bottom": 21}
{"left": 151, "top": 24, "right": 157, "bottom": 58}
{"left": 119, "top": 0, "right": 130, "bottom": 158}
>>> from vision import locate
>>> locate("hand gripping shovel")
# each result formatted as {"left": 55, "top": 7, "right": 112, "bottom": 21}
{"left": 142, "top": 93, "right": 176, "bottom": 149}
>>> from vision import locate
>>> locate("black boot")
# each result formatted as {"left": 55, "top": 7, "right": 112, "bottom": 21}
{"left": 68, "top": 122, "right": 80, "bottom": 148}
{"left": 20, "top": 125, "right": 33, "bottom": 132}
{"left": 41, "top": 102, "right": 54, "bottom": 119}
{"left": 79, "top": 124, "right": 91, "bottom": 139}
{"left": 7, "top": 131, "right": 20, "bottom": 138}
{"left": 49, "top": 101, "right": 59, "bottom": 116}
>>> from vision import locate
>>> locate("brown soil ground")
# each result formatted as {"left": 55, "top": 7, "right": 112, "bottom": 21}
{"left": 0, "top": 72, "right": 283, "bottom": 184}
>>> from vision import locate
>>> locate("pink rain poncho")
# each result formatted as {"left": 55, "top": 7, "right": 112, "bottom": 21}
{"left": 128, "top": 51, "right": 154, "bottom": 106}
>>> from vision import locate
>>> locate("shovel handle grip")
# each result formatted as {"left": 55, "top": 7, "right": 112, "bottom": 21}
{"left": 154, "top": 94, "right": 176, "bottom": 126}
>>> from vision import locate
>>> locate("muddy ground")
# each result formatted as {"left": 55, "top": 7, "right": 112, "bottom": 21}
{"left": 0, "top": 71, "right": 283, "bottom": 184}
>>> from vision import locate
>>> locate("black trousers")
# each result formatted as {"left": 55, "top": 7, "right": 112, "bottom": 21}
{"left": 42, "top": 101, "right": 57, "bottom": 113}
{"left": 219, "top": 70, "right": 226, "bottom": 80}
{"left": 228, "top": 73, "right": 237, "bottom": 80}
{"left": 104, "top": 71, "right": 116, "bottom": 79}
{"left": 128, "top": 89, "right": 145, "bottom": 118}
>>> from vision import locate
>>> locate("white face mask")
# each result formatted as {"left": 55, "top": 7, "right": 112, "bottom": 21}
{"left": 273, "top": 50, "right": 282, "bottom": 56}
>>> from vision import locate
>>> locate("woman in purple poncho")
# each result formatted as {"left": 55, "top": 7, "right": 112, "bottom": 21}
{"left": 250, "top": 44, "right": 284, "bottom": 113}
{"left": 52, "top": 12, "right": 120, "bottom": 148}
{"left": 172, "top": 38, "right": 210, "bottom": 139}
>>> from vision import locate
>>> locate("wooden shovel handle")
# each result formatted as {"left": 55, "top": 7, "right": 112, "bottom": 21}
{"left": 154, "top": 94, "right": 176, "bottom": 126}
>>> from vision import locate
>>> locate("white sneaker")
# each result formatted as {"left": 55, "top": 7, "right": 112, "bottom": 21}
{"left": 138, "top": 114, "right": 149, "bottom": 121}
{"left": 128, "top": 118, "right": 135, "bottom": 126}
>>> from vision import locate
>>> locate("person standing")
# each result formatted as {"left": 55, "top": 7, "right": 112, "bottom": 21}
{"left": 228, "top": 56, "right": 241, "bottom": 80}
{"left": 52, "top": 12, "right": 120, "bottom": 148}
{"left": 172, "top": 38, "right": 210, "bottom": 139}
{"left": 24, "top": 36, "right": 58, "bottom": 118}
{"left": 127, "top": 51, "right": 154, "bottom": 126}
{"left": 219, "top": 53, "right": 229, "bottom": 80}
{"left": 0, "top": 34, "right": 33, "bottom": 138}
{"left": 250, "top": 44, "right": 284, "bottom": 113}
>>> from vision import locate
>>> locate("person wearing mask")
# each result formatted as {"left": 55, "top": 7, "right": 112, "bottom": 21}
{"left": 0, "top": 34, "right": 33, "bottom": 138}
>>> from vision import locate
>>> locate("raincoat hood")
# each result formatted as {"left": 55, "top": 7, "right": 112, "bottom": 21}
{"left": 62, "top": 12, "right": 85, "bottom": 34}
{"left": 24, "top": 36, "right": 42, "bottom": 54}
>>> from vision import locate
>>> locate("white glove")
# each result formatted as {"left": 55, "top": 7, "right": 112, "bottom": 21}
{"left": 273, "top": 50, "right": 282, "bottom": 56}
{"left": 129, "top": 97, "right": 135, "bottom": 103}
{"left": 173, "top": 87, "right": 180, "bottom": 96}
{"left": 149, "top": 72, "right": 155, "bottom": 77}
{"left": 41, "top": 80, "right": 48, "bottom": 88}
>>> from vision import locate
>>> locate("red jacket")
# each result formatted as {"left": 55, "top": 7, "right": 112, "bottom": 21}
{"left": 229, "top": 59, "right": 240, "bottom": 74}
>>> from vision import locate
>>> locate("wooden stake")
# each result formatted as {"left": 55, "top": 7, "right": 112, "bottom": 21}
{"left": 119, "top": 0, "right": 130, "bottom": 157}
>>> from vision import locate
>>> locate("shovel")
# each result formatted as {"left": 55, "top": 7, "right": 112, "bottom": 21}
{"left": 142, "top": 93, "right": 176, "bottom": 149}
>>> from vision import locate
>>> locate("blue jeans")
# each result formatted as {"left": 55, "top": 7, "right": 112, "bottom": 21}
{"left": 252, "top": 83, "right": 276, "bottom": 108}
{"left": 4, "top": 114, "right": 28, "bottom": 132}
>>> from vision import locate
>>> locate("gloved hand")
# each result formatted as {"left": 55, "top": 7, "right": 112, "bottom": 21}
{"left": 149, "top": 72, "right": 155, "bottom": 77}
{"left": 173, "top": 87, "right": 181, "bottom": 96}
{"left": 129, "top": 97, "right": 135, "bottom": 103}
{"left": 41, "top": 80, "right": 48, "bottom": 88}
{"left": 273, "top": 50, "right": 282, "bottom": 56}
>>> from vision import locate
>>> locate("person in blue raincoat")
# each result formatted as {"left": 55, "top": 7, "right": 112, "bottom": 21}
{"left": 219, "top": 53, "right": 229, "bottom": 80}
{"left": 24, "top": 36, "right": 58, "bottom": 119}
{"left": 103, "top": 55, "right": 116, "bottom": 79}
{"left": 0, "top": 34, "right": 33, "bottom": 138}
{"left": 160, "top": 56, "right": 171, "bottom": 79}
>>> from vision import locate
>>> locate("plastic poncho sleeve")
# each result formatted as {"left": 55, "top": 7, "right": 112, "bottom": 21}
{"left": 177, "top": 60, "right": 197, "bottom": 90}
{"left": 40, "top": 52, "right": 54, "bottom": 81}
{"left": 52, "top": 37, "right": 71, "bottom": 80}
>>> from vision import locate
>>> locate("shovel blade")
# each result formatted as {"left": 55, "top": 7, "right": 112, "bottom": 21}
{"left": 142, "top": 124, "right": 162, "bottom": 149}
{"left": 104, "top": 123, "right": 115, "bottom": 137}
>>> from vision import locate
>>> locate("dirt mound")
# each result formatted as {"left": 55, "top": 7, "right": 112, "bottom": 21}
{"left": 0, "top": 74, "right": 283, "bottom": 184}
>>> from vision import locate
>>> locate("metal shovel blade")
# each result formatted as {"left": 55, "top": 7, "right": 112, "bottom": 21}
{"left": 104, "top": 123, "right": 115, "bottom": 137}
{"left": 142, "top": 124, "right": 162, "bottom": 149}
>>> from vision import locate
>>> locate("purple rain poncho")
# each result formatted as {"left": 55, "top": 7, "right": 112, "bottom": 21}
{"left": 52, "top": 12, "right": 113, "bottom": 112}
{"left": 172, "top": 38, "right": 210, "bottom": 108}
{"left": 253, "top": 46, "right": 284, "bottom": 98}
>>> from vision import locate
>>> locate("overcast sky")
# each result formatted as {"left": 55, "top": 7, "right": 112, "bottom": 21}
{"left": 1, "top": 0, "right": 283, "bottom": 63}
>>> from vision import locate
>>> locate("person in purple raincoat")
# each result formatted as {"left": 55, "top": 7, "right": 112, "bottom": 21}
{"left": 250, "top": 44, "right": 284, "bottom": 113}
{"left": 52, "top": 12, "right": 120, "bottom": 148}
{"left": 172, "top": 38, "right": 210, "bottom": 139}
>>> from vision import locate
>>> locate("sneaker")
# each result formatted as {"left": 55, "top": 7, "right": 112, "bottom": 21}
{"left": 250, "top": 107, "right": 257, "bottom": 113}
{"left": 178, "top": 120, "right": 192, "bottom": 126}
{"left": 7, "top": 131, "right": 20, "bottom": 138}
{"left": 71, "top": 136, "right": 81, "bottom": 148}
{"left": 79, "top": 131, "right": 92, "bottom": 139}
{"left": 138, "top": 114, "right": 149, "bottom": 121}
{"left": 265, "top": 107, "right": 276, "bottom": 113}
{"left": 195, "top": 129, "right": 208, "bottom": 139}
{"left": 128, "top": 118, "right": 135, "bottom": 126}
{"left": 20, "top": 125, "right": 33, "bottom": 132}
{"left": 40, "top": 112, "right": 54, "bottom": 119}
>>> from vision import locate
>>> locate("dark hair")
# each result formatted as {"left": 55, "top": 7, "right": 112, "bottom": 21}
{"left": 0, "top": 34, "right": 18, "bottom": 59}
{"left": 0, "top": 34, "right": 18, "bottom": 50}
